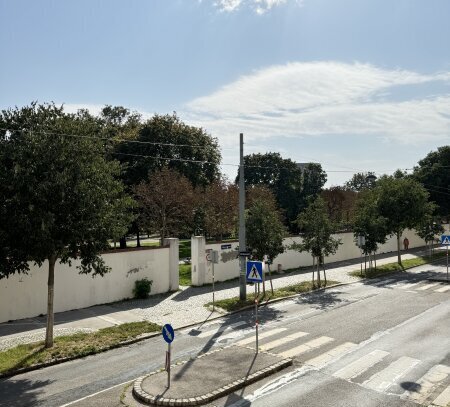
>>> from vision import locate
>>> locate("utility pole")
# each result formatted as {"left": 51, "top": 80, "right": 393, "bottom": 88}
{"left": 239, "top": 133, "right": 247, "bottom": 300}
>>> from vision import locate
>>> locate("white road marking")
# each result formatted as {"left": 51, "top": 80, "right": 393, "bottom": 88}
{"left": 417, "top": 283, "right": 440, "bottom": 291}
{"left": 279, "top": 336, "right": 335, "bottom": 358}
{"left": 236, "top": 328, "right": 287, "bottom": 346}
{"left": 432, "top": 384, "right": 450, "bottom": 406}
{"left": 403, "top": 364, "right": 450, "bottom": 404}
{"left": 363, "top": 356, "right": 420, "bottom": 392}
{"left": 305, "top": 342, "right": 357, "bottom": 368}
{"left": 333, "top": 349, "right": 390, "bottom": 380}
{"left": 399, "top": 282, "right": 421, "bottom": 290}
{"left": 197, "top": 321, "right": 247, "bottom": 338}
{"left": 58, "top": 379, "right": 132, "bottom": 407}
{"left": 435, "top": 285, "right": 450, "bottom": 293}
{"left": 259, "top": 331, "right": 309, "bottom": 351}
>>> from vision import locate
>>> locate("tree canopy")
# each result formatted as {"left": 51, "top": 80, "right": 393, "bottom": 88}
{"left": 374, "top": 176, "right": 433, "bottom": 264}
{"left": 238, "top": 153, "right": 326, "bottom": 231}
{"left": 413, "top": 146, "right": 450, "bottom": 218}
{"left": 0, "top": 102, "right": 134, "bottom": 347}
{"left": 116, "top": 113, "right": 221, "bottom": 188}
{"left": 344, "top": 172, "right": 377, "bottom": 192}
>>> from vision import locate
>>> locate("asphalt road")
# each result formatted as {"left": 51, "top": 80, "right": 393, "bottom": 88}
{"left": 0, "top": 262, "right": 449, "bottom": 407}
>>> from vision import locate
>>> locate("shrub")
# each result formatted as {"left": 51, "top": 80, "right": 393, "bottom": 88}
{"left": 133, "top": 278, "right": 153, "bottom": 299}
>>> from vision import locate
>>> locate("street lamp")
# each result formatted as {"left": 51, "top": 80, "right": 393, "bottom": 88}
{"left": 366, "top": 174, "right": 377, "bottom": 188}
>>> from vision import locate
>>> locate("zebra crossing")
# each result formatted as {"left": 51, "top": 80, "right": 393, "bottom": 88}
{"left": 371, "top": 279, "right": 450, "bottom": 293}
{"left": 231, "top": 326, "right": 450, "bottom": 406}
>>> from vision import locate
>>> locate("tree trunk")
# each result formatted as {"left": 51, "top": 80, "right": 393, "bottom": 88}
{"left": 316, "top": 260, "right": 321, "bottom": 287}
{"left": 45, "top": 254, "right": 57, "bottom": 348}
{"left": 374, "top": 251, "right": 377, "bottom": 270}
{"left": 267, "top": 263, "right": 274, "bottom": 295}
{"left": 322, "top": 258, "right": 327, "bottom": 286}
{"left": 312, "top": 256, "right": 315, "bottom": 287}
{"left": 136, "top": 224, "right": 140, "bottom": 248}
{"left": 119, "top": 236, "right": 127, "bottom": 249}
{"left": 397, "top": 232, "right": 402, "bottom": 266}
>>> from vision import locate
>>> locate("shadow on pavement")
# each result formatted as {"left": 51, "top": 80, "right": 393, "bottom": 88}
{"left": 0, "top": 377, "right": 52, "bottom": 407}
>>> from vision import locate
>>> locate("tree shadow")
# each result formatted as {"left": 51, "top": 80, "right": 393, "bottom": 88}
{"left": 0, "top": 377, "right": 52, "bottom": 407}
{"left": 175, "top": 306, "right": 285, "bottom": 380}
{"left": 294, "top": 289, "right": 344, "bottom": 310}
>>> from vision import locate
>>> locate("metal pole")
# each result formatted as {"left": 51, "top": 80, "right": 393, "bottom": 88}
{"left": 255, "top": 284, "right": 258, "bottom": 354}
{"left": 167, "top": 343, "right": 171, "bottom": 388}
{"left": 212, "top": 262, "right": 215, "bottom": 311}
{"left": 239, "top": 133, "right": 247, "bottom": 300}
{"left": 447, "top": 244, "right": 449, "bottom": 282}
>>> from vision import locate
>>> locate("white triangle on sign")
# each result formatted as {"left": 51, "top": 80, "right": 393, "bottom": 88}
{"left": 249, "top": 264, "right": 262, "bottom": 280}
{"left": 443, "top": 237, "right": 450, "bottom": 244}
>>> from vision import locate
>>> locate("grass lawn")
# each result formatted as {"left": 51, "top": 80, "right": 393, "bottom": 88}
{"left": 0, "top": 321, "right": 160, "bottom": 376}
{"left": 206, "top": 280, "right": 340, "bottom": 312}
{"left": 349, "top": 251, "right": 447, "bottom": 279}
{"left": 179, "top": 264, "right": 191, "bottom": 286}
{"left": 179, "top": 240, "right": 191, "bottom": 259}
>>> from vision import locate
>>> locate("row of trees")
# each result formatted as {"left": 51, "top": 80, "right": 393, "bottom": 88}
{"left": 1, "top": 102, "right": 448, "bottom": 348}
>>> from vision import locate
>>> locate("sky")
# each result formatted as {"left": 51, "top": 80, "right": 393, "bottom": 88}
{"left": 1, "top": 0, "right": 449, "bottom": 186}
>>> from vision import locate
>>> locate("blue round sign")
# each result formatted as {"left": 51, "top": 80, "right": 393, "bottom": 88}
{"left": 162, "top": 324, "right": 175, "bottom": 344}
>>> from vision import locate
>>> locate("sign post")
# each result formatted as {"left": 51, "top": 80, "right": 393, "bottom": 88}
{"left": 211, "top": 250, "right": 219, "bottom": 311}
{"left": 440, "top": 235, "right": 450, "bottom": 282}
{"left": 246, "top": 261, "right": 264, "bottom": 353}
{"left": 162, "top": 324, "right": 175, "bottom": 388}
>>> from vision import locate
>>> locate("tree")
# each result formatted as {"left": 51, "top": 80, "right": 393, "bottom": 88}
{"left": 0, "top": 102, "right": 134, "bottom": 348}
{"left": 134, "top": 168, "right": 196, "bottom": 245}
{"left": 200, "top": 178, "right": 238, "bottom": 241}
{"left": 353, "top": 190, "right": 388, "bottom": 273}
{"left": 321, "top": 186, "right": 357, "bottom": 229}
{"left": 413, "top": 146, "right": 450, "bottom": 219}
{"left": 246, "top": 200, "right": 286, "bottom": 295}
{"left": 416, "top": 212, "right": 444, "bottom": 258}
{"left": 291, "top": 197, "right": 341, "bottom": 287}
{"left": 344, "top": 172, "right": 377, "bottom": 192}
{"left": 239, "top": 153, "right": 326, "bottom": 232}
{"left": 116, "top": 113, "right": 221, "bottom": 188}
{"left": 375, "top": 176, "right": 433, "bottom": 265}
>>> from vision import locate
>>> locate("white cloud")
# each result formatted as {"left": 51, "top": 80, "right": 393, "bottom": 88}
{"left": 183, "top": 61, "right": 450, "bottom": 147}
{"left": 215, "top": 0, "right": 296, "bottom": 14}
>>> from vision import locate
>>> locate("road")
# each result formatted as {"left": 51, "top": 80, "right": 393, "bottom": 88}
{"left": 0, "top": 262, "right": 449, "bottom": 407}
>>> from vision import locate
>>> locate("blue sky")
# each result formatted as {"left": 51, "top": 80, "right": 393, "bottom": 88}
{"left": 1, "top": 0, "right": 449, "bottom": 185}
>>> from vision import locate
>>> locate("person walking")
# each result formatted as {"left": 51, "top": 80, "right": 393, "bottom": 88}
{"left": 403, "top": 237, "right": 409, "bottom": 251}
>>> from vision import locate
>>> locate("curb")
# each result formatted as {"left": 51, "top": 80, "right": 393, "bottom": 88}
{"left": 132, "top": 345, "right": 293, "bottom": 406}
{"left": 1, "top": 257, "right": 441, "bottom": 379}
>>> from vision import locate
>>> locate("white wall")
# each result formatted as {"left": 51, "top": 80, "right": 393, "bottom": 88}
{"left": 0, "top": 240, "right": 179, "bottom": 323}
{"left": 193, "top": 228, "right": 436, "bottom": 285}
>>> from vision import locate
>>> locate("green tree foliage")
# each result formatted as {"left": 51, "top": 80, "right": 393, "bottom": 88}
{"left": 291, "top": 197, "right": 341, "bottom": 286}
{"left": 374, "top": 176, "right": 433, "bottom": 265}
{"left": 116, "top": 113, "right": 221, "bottom": 188}
{"left": 416, "top": 212, "right": 444, "bottom": 258}
{"left": 0, "top": 102, "right": 134, "bottom": 348}
{"left": 353, "top": 190, "right": 388, "bottom": 270}
{"left": 413, "top": 146, "right": 450, "bottom": 218}
{"left": 239, "top": 153, "right": 326, "bottom": 232}
{"left": 344, "top": 171, "right": 377, "bottom": 192}
{"left": 246, "top": 199, "right": 286, "bottom": 294}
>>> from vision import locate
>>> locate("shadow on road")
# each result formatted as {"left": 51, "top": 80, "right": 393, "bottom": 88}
{"left": 0, "top": 377, "right": 52, "bottom": 407}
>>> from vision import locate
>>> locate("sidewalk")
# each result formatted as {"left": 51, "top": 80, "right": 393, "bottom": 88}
{"left": 0, "top": 246, "right": 439, "bottom": 351}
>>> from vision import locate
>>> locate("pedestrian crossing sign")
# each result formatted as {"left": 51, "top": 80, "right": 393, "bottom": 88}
{"left": 440, "top": 235, "right": 450, "bottom": 245}
{"left": 246, "top": 261, "right": 263, "bottom": 283}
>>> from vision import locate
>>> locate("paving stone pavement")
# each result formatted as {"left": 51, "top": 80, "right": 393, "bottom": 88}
{"left": 0, "top": 248, "right": 436, "bottom": 351}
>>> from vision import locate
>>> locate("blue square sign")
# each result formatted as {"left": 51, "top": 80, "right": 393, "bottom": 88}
{"left": 246, "top": 261, "right": 263, "bottom": 283}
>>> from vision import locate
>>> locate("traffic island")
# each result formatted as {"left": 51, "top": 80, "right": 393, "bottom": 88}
{"left": 132, "top": 345, "right": 292, "bottom": 406}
